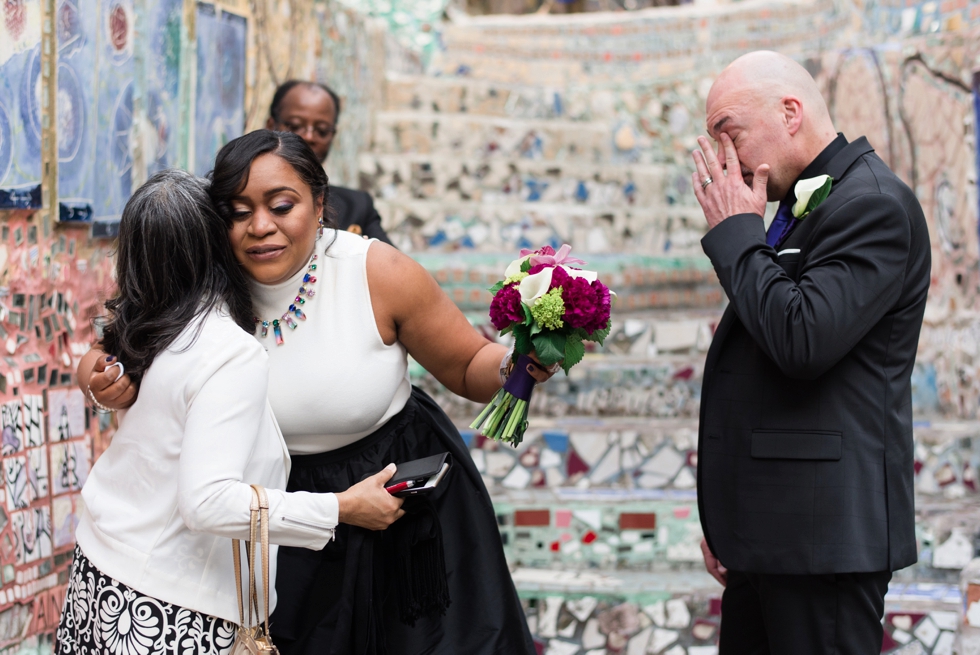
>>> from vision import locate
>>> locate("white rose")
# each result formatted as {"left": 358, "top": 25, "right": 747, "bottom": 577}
{"left": 519, "top": 267, "right": 555, "bottom": 305}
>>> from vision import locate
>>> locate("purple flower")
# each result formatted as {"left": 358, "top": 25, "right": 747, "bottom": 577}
{"left": 587, "top": 280, "right": 612, "bottom": 333}
{"left": 561, "top": 275, "right": 600, "bottom": 330}
{"left": 489, "top": 284, "right": 525, "bottom": 330}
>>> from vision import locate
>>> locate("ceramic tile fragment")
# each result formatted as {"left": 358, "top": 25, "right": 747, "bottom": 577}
{"left": 486, "top": 452, "right": 515, "bottom": 477}
{"left": 643, "top": 601, "right": 666, "bottom": 627}
{"left": 570, "top": 432, "right": 608, "bottom": 466}
{"left": 543, "top": 431, "right": 569, "bottom": 453}
{"left": 691, "top": 621, "right": 716, "bottom": 641}
{"left": 933, "top": 528, "right": 974, "bottom": 569}
{"left": 913, "top": 617, "right": 940, "bottom": 648}
{"left": 626, "top": 626, "right": 652, "bottom": 655}
{"left": 514, "top": 510, "right": 550, "bottom": 527}
{"left": 566, "top": 596, "right": 598, "bottom": 622}
{"left": 544, "top": 639, "right": 579, "bottom": 655}
{"left": 637, "top": 473, "right": 669, "bottom": 489}
{"left": 688, "top": 648, "right": 719, "bottom": 655}
{"left": 538, "top": 597, "right": 564, "bottom": 638}
{"left": 545, "top": 468, "right": 565, "bottom": 487}
{"left": 891, "top": 628, "right": 912, "bottom": 644}
{"left": 929, "top": 611, "right": 958, "bottom": 631}
{"left": 573, "top": 509, "right": 602, "bottom": 531}
{"left": 581, "top": 618, "right": 605, "bottom": 649}
{"left": 590, "top": 444, "right": 622, "bottom": 483}
{"left": 673, "top": 467, "right": 696, "bottom": 489}
{"left": 642, "top": 446, "right": 684, "bottom": 480}
{"left": 665, "top": 599, "right": 691, "bottom": 629}
{"left": 649, "top": 628, "right": 679, "bottom": 652}
{"left": 557, "top": 618, "right": 577, "bottom": 638}
{"left": 502, "top": 464, "right": 532, "bottom": 489}
{"left": 892, "top": 642, "right": 925, "bottom": 655}
{"left": 932, "top": 631, "right": 954, "bottom": 655}
{"left": 540, "top": 448, "right": 562, "bottom": 469}
{"left": 598, "top": 603, "right": 641, "bottom": 638}
{"left": 664, "top": 646, "right": 687, "bottom": 655}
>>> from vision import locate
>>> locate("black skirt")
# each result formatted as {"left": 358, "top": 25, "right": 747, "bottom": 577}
{"left": 269, "top": 387, "right": 535, "bottom": 655}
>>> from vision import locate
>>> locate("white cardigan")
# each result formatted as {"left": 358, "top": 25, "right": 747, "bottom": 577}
{"left": 76, "top": 308, "right": 339, "bottom": 624}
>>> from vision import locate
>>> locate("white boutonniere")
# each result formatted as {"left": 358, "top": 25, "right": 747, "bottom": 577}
{"left": 792, "top": 174, "right": 834, "bottom": 219}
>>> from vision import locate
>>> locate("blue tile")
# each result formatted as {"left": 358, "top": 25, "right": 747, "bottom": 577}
{"left": 543, "top": 430, "right": 569, "bottom": 453}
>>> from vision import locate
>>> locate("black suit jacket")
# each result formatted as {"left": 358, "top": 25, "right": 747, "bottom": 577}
{"left": 697, "top": 137, "right": 931, "bottom": 575}
{"left": 327, "top": 185, "right": 392, "bottom": 245}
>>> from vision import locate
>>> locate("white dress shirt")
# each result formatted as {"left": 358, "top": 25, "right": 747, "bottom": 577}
{"left": 76, "top": 307, "right": 339, "bottom": 623}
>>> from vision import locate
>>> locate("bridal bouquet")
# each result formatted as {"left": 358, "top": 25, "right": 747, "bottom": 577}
{"left": 471, "top": 245, "right": 612, "bottom": 446}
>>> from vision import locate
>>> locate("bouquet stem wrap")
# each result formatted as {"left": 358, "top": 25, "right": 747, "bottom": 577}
{"left": 470, "top": 354, "right": 535, "bottom": 447}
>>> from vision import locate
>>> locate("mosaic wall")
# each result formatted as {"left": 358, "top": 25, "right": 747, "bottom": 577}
{"left": 0, "top": 0, "right": 378, "bottom": 650}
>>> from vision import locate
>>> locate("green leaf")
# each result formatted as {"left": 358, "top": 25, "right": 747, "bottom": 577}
{"left": 521, "top": 302, "right": 533, "bottom": 325}
{"left": 488, "top": 281, "right": 506, "bottom": 295}
{"left": 804, "top": 178, "right": 833, "bottom": 216}
{"left": 532, "top": 331, "right": 565, "bottom": 366}
{"left": 585, "top": 321, "right": 611, "bottom": 345}
{"left": 563, "top": 336, "right": 585, "bottom": 374}
{"left": 513, "top": 323, "right": 533, "bottom": 356}
{"left": 499, "top": 325, "right": 513, "bottom": 336}
{"left": 520, "top": 259, "right": 532, "bottom": 273}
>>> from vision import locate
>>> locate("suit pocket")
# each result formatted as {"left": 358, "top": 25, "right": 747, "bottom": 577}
{"left": 751, "top": 430, "right": 842, "bottom": 460}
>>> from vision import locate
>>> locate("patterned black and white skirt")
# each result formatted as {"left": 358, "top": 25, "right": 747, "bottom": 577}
{"left": 57, "top": 546, "right": 237, "bottom": 655}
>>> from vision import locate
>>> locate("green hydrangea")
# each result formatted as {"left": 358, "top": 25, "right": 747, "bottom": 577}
{"left": 503, "top": 271, "right": 528, "bottom": 286}
{"left": 531, "top": 287, "right": 565, "bottom": 330}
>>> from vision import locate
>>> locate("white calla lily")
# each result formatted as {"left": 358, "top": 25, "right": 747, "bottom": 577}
{"left": 519, "top": 267, "right": 555, "bottom": 305}
{"left": 504, "top": 255, "right": 531, "bottom": 279}
{"left": 792, "top": 174, "right": 833, "bottom": 219}
{"left": 561, "top": 265, "right": 598, "bottom": 283}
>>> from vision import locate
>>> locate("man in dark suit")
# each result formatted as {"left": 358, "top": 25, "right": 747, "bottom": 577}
{"left": 267, "top": 80, "right": 393, "bottom": 244}
{"left": 691, "top": 51, "right": 930, "bottom": 653}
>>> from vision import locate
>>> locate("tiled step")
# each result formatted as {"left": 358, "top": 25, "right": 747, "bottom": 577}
{"left": 517, "top": 576, "right": 961, "bottom": 655}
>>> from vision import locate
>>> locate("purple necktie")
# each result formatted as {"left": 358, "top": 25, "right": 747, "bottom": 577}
{"left": 766, "top": 200, "right": 797, "bottom": 248}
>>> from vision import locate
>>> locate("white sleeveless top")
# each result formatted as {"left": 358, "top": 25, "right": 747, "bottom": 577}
{"left": 250, "top": 230, "right": 412, "bottom": 455}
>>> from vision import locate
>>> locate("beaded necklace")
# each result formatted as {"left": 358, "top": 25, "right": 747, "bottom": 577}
{"left": 255, "top": 254, "right": 318, "bottom": 346}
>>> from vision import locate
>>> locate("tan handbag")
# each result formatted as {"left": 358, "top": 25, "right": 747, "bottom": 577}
{"left": 230, "top": 485, "right": 280, "bottom": 655}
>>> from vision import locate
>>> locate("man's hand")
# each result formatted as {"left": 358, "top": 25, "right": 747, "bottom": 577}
{"left": 701, "top": 538, "right": 728, "bottom": 587}
{"left": 692, "top": 133, "right": 769, "bottom": 229}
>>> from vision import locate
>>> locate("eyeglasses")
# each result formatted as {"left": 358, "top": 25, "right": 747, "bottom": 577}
{"left": 279, "top": 121, "right": 336, "bottom": 140}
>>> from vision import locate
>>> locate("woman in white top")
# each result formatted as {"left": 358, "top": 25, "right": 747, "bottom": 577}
{"left": 80, "top": 132, "right": 557, "bottom": 655}
{"left": 61, "top": 170, "right": 403, "bottom": 655}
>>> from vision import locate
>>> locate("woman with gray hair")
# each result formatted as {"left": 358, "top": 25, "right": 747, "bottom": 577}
{"left": 56, "top": 170, "right": 402, "bottom": 655}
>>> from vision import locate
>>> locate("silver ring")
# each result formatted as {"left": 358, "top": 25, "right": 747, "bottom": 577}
{"left": 701, "top": 177, "right": 713, "bottom": 190}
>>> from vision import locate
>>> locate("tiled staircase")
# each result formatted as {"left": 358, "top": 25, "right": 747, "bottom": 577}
{"left": 357, "top": 8, "right": 977, "bottom": 654}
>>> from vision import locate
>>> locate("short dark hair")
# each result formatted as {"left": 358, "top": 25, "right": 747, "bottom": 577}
{"left": 208, "top": 130, "right": 335, "bottom": 229}
{"left": 269, "top": 80, "right": 342, "bottom": 126}
{"left": 101, "top": 170, "right": 254, "bottom": 385}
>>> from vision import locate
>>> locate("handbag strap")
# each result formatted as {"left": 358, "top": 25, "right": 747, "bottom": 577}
{"left": 251, "top": 484, "right": 273, "bottom": 637}
{"left": 232, "top": 485, "right": 262, "bottom": 629}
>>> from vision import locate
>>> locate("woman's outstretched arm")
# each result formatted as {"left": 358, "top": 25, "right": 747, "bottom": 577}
{"left": 366, "top": 241, "right": 555, "bottom": 404}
